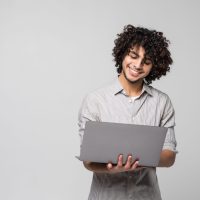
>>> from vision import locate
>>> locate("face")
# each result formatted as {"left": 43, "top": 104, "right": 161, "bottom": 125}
{"left": 120, "top": 45, "right": 153, "bottom": 85}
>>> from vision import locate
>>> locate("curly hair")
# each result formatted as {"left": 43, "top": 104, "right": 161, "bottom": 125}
{"left": 112, "top": 25, "right": 173, "bottom": 85}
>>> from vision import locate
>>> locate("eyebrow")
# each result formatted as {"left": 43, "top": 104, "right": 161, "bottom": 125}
{"left": 129, "top": 50, "right": 152, "bottom": 63}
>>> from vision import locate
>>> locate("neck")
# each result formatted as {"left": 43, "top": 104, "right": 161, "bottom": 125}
{"left": 118, "top": 74, "right": 143, "bottom": 97}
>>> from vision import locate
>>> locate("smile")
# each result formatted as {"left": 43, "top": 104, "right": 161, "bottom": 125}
{"left": 128, "top": 67, "right": 141, "bottom": 76}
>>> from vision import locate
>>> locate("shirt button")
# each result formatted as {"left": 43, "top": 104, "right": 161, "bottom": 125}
{"left": 128, "top": 194, "right": 133, "bottom": 199}
{"left": 129, "top": 99, "right": 132, "bottom": 103}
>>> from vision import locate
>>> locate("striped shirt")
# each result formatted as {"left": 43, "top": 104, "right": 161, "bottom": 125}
{"left": 78, "top": 78, "right": 177, "bottom": 200}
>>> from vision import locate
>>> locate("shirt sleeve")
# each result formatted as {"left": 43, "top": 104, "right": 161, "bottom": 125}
{"left": 78, "top": 93, "right": 100, "bottom": 148}
{"left": 160, "top": 95, "right": 178, "bottom": 153}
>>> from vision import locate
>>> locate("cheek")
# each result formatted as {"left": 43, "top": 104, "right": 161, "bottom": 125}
{"left": 122, "top": 60, "right": 128, "bottom": 70}
{"left": 122, "top": 56, "right": 132, "bottom": 68}
{"left": 146, "top": 66, "right": 153, "bottom": 74}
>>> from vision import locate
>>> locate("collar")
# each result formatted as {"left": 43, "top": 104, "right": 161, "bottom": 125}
{"left": 111, "top": 78, "right": 153, "bottom": 97}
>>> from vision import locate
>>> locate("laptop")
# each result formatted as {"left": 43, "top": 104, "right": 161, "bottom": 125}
{"left": 77, "top": 121, "right": 167, "bottom": 167}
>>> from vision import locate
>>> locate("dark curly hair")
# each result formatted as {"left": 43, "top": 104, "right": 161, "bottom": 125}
{"left": 112, "top": 25, "right": 173, "bottom": 85}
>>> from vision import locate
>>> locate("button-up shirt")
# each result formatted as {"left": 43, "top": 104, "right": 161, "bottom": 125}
{"left": 78, "top": 78, "right": 177, "bottom": 200}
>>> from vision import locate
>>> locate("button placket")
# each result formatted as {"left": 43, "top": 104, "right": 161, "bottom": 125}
{"left": 131, "top": 99, "right": 138, "bottom": 123}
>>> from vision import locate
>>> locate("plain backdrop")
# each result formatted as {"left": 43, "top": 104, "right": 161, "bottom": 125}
{"left": 0, "top": 0, "right": 199, "bottom": 199}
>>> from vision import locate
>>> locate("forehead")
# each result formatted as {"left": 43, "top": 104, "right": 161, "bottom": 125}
{"left": 129, "top": 45, "right": 151, "bottom": 59}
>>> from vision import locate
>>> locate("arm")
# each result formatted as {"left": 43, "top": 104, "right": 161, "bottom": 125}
{"left": 83, "top": 161, "right": 109, "bottom": 173}
{"left": 159, "top": 95, "right": 177, "bottom": 167}
{"left": 158, "top": 149, "right": 176, "bottom": 167}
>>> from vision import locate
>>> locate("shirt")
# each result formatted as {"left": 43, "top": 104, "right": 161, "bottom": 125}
{"left": 78, "top": 78, "right": 177, "bottom": 200}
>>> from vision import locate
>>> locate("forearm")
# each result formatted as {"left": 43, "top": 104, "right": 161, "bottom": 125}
{"left": 83, "top": 161, "right": 110, "bottom": 173}
{"left": 83, "top": 150, "right": 175, "bottom": 172}
{"left": 158, "top": 149, "right": 176, "bottom": 167}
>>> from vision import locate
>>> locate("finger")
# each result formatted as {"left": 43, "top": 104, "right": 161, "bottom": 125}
{"left": 124, "top": 155, "right": 132, "bottom": 170}
{"left": 107, "top": 163, "right": 113, "bottom": 170}
{"left": 117, "top": 154, "right": 123, "bottom": 168}
{"left": 131, "top": 160, "right": 139, "bottom": 170}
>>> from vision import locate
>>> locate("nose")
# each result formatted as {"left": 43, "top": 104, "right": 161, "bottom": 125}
{"left": 134, "top": 59, "right": 144, "bottom": 69}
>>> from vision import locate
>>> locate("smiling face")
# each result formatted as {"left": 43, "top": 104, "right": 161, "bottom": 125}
{"left": 120, "top": 45, "right": 153, "bottom": 85}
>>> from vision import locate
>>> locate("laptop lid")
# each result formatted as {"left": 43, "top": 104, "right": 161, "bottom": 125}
{"left": 77, "top": 121, "right": 167, "bottom": 167}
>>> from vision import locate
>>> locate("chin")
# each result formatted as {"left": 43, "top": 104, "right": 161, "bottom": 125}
{"left": 122, "top": 70, "right": 144, "bottom": 84}
{"left": 125, "top": 76, "right": 141, "bottom": 84}
{"left": 126, "top": 74, "right": 140, "bottom": 82}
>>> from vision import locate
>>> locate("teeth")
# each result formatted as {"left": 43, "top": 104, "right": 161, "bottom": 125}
{"left": 129, "top": 67, "right": 139, "bottom": 75}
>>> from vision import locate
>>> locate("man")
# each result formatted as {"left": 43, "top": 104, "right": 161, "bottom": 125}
{"left": 78, "top": 25, "right": 177, "bottom": 200}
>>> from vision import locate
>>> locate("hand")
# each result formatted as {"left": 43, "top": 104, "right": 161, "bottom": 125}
{"left": 107, "top": 154, "right": 139, "bottom": 173}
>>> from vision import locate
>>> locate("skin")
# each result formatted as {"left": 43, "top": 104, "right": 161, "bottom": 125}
{"left": 83, "top": 45, "right": 176, "bottom": 173}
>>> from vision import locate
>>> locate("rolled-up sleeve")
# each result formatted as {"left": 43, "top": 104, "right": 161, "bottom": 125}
{"left": 160, "top": 95, "right": 178, "bottom": 153}
{"left": 78, "top": 93, "right": 99, "bottom": 147}
{"left": 163, "top": 127, "right": 178, "bottom": 152}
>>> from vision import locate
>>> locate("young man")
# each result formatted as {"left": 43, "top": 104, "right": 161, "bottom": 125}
{"left": 78, "top": 25, "right": 177, "bottom": 200}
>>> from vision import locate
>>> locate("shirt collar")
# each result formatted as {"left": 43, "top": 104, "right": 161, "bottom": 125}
{"left": 111, "top": 78, "right": 124, "bottom": 95}
{"left": 142, "top": 82, "right": 153, "bottom": 96}
{"left": 111, "top": 78, "right": 153, "bottom": 97}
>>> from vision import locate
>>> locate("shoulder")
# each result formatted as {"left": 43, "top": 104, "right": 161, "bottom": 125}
{"left": 148, "top": 85, "right": 171, "bottom": 102}
{"left": 83, "top": 80, "right": 115, "bottom": 102}
{"left": 148, "top": 85, "right": 174, "bottom": 112}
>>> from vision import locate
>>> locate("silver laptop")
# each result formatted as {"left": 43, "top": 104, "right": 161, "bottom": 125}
{"left": 77, "top": 121, "right": 167, "bottom": 167}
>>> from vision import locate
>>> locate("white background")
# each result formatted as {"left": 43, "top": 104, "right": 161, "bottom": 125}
{"left": 0, "top": 0, "right": 199, "bottom": 199}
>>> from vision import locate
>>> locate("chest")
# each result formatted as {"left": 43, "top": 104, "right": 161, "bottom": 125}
{"left": 97, "top": 95, "right": 163, "bottom": 126}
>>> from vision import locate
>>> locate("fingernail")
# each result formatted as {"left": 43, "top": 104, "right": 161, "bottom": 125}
{"left": 107, "top": 163, "right": 112, "bottom": 169}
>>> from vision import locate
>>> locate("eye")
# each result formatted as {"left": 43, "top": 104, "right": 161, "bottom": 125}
{"left": 144, "top": 59, "right": 152, "bottom": 65}
{"left": 129, "top": 53, "right": 137, "bottom": 59}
